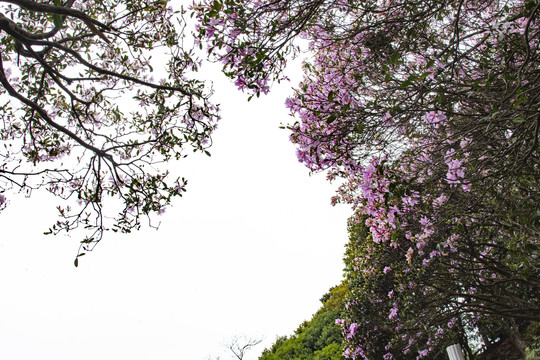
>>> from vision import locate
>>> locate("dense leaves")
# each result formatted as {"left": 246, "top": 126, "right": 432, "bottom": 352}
{"left": 259, "top": 284, "right": 347, "bottom": 360}
{"left": 0, "top": 0, "right": 219, "bottom": 257}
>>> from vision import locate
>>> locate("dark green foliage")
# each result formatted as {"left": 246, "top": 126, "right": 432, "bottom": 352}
{"left": 259, "top": 285, "right": 346, "bottom": 360}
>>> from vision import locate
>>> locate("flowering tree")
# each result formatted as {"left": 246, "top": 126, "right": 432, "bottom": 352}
{"left": 194, "top": 0, "right": 539, "bottom": 358}
{"left": 339, "top": 216, "right": 466, "bottom": 360}
{"left": 0, "top": 0, "right": 219, "bottom": 262}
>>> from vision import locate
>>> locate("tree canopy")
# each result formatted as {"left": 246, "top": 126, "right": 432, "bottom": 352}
{"left": 259, "top": 284, "right": 347, "bottom": 360}
{"left": 0, "top": 0, "right": 219, "bottom": 261}
{"left": 194, "top": 0, "right": 539, "bottom": 358}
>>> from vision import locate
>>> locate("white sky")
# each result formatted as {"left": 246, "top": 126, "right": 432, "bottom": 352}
{"left": 0, "top": 49, "right": 352, "bottom": 359}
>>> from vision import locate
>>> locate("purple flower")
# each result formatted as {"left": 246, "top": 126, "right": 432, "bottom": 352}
{"left": 349, "top": 322, "right": 359, "bottom": 337}
{"left": 418, "top": 349, "right": 429, "bottom": 357}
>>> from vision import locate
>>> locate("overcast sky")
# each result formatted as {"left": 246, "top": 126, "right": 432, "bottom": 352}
{"left": 0, "top": 46, "right": 352, "bottom": 359}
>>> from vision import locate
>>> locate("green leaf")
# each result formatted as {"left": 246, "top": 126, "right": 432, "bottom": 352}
{"left": 327, "top": 91, "right": 334, "bottom": 102}
{"left": 389, "top": 52, "right": 400, "bottom": 64}
{"left": 52, "top": 14, "right": 64, "bottom": 28}
{"left": 418, "top": 71, "right": 432, "bottom": 80}
{"left": 400, "top": 75, "right": 415, "bottom": 88}
{"left": 213, "top": 0, "right": 223, "bottom": 12}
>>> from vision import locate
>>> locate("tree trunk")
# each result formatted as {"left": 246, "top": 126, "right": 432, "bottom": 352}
{"left": 506, "top": 318, "right": 527, "bottom": 357}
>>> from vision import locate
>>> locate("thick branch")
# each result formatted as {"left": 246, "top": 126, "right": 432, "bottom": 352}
{"left": 0, "top": 0, "right": 111, "bottom": 30}
{"left": 0, "top": 56, "right": 113, "bottom": 162}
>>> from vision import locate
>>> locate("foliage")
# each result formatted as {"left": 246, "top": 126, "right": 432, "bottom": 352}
{"left": 258, "top": 284, "right": 347, "bottom": 360}
{"left": 524, "top": 323, "right": 540, "bottom": 360}
{"left": 0, "top": 0, "right": 219, "bottom": 260}
{"left": 341, "top": 215, "right": 469, "bottom": 359}
{"left": 194, "top": 0, "right": 540, "bottom": 358}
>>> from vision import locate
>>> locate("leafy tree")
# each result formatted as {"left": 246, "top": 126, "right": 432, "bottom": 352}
{"left": 0, "top": 0, "right": 219, "bottom": 260}
{"left": 259, "top": 284, "right": 347, "bottom": 360}
{"left": 194, "top": 0, "right": 540, "bottom": 358}
{"left": 340, "top": 214, "right": 467, "bottom": 359}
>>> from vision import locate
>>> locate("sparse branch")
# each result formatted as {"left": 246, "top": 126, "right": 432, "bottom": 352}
{"left": 226, "top": 335, "right": 263, "bottom": 360}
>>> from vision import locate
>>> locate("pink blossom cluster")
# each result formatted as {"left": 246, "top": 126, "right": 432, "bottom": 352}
{"left": 192, "top": 0, "right": 293, "bottom": 95}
